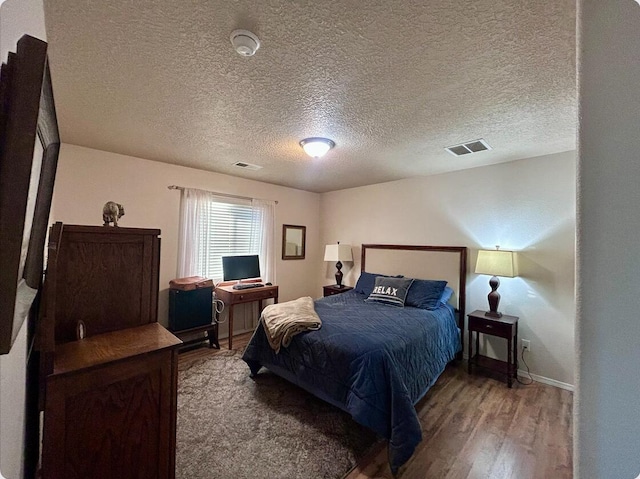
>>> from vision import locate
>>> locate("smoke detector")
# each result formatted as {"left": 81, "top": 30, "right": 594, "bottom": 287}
{"left": 230, "top": 29, "right": 261, "bottom": 57}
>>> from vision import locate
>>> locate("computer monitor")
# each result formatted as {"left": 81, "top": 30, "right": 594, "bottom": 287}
{"left": 222, "top": 255, "right": 261, "bottom": 282}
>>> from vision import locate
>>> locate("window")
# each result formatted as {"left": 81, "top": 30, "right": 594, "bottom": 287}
{"left": 196, "top": 201, "right": 262, "bottom": 279}
{"left": 177, "top": 188, "right": 275, "bottom": 282}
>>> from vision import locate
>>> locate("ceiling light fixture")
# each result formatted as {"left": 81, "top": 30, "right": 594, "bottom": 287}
{"left": 300, "top": 137, "right": 335, "bottom": 158}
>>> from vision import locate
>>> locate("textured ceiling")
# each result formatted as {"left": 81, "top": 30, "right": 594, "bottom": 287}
{"left": 42, "top": 0, "right": 576, "bottom": 193}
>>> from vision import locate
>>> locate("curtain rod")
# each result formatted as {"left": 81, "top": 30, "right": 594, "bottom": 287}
{"left": 167, "top": 185, "right": 278, "bottom": 204}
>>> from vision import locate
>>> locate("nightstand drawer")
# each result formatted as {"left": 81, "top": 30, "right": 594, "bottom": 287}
{"left": 325, "top": 289, "right": 343, "bottom": 296}
{"left": 323, "top": 285, "right": 354, "bottom": 297}
{"left": 469, "top": 315, "right": 513, "bottom": 338}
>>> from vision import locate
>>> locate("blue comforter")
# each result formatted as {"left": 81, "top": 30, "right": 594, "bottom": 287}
{"left": 242, "top": 291, "right": 461, "bottom": 473}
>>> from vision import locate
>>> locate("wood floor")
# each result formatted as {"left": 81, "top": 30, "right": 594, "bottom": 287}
{"left": 179, "top": 333, "right": 573, "bottom": 479}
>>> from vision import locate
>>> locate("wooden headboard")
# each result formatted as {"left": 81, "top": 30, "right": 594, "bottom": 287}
{"left": 361, "top": 244, "right": 467, "bottom": 356}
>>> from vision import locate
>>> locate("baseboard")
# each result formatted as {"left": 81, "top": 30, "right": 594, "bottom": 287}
{"left": 462, "top": 353, "right": 574, "bottom": 391}
{"left": 517, "top": 370, "right": 574, "bottom": 391}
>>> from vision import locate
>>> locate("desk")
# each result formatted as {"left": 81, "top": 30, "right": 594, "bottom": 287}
{"left": 214, "top": 284, "right": 278, "bottom": 349}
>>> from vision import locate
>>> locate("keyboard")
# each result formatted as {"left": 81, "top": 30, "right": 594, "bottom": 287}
{"left": 232, "top": 283, "right": 264, "bottom": 290}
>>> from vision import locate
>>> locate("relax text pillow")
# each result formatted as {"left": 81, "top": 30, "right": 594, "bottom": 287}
{"left": 365, "top": 276, "right": 414, "bottom": 307}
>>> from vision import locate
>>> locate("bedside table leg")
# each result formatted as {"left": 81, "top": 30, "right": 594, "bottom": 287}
{"left": 507, "top": 337, "right": 513, "bottom": 388}
{"left": 468, "top": 331, "right": 472, "bottom": 374}
{"left": 514, "top": 325, "right": 518, "bottom": 379}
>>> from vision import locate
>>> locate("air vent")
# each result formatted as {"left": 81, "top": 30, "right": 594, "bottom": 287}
{"left": 445, "top": 138, "right": 492, "bottom": 157}
{"left": 232, "top": 161, "right": 262, "bottom": 171}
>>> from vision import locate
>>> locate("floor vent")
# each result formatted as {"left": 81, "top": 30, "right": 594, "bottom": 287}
{"left": 445, "top": 138, "right": 492, "bottom": 157}
{"left": 233, "top": 161, "right": 262, "bottom": 170}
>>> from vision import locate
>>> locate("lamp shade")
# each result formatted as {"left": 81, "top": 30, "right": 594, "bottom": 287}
{"left": 324, "top": 244, "right": 353, "bottom": 262}
{"left": 475, "top": 249, "right": 516, "bottom": 278}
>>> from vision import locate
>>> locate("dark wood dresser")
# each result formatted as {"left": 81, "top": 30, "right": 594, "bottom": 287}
{"left": 39, "top": 223, "right": 181, "bottom": 479}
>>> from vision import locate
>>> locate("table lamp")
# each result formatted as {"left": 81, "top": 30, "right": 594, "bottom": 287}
{"left": 475, "top": 246, "right": 516, "bottom": 318}
{"left": 324, "top": 242, "right": 353, "bottom": 288}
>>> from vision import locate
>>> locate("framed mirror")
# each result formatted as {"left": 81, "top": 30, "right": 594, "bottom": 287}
{"left": 282, "top": 224, "right": 306, "bottom": 260}
{"left": 0, "top": 36, "right": 60, "bottom": 354}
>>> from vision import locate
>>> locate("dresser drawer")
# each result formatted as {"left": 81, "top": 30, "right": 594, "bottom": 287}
{"left": 469, "top": 315, "right": 513, "bottom": 338}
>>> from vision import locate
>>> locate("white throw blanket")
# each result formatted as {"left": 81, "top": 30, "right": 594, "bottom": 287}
{"left": 261, "top": 296, "right": 322, "bottom": 353}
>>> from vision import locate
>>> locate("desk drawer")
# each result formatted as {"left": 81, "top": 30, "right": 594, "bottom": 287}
{"left": 469, "top": 316, "right": 512, "bottom": 338}
{"left": 235, "top": 288, "right": 276, "bottom": 302}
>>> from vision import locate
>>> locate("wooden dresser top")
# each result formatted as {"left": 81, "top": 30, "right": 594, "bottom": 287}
{"left": 53, "top": 323, "right": 181, "bottom": 376}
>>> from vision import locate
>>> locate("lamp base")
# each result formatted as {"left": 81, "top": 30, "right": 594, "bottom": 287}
{"left": 335, "top": 261, "right": 343, "bottom": 288}
{"left": 486, "top": 276, "right": 502, "bottom": 319}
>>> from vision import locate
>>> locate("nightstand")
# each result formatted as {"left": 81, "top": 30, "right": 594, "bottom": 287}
{"left": 323, "top": 285, "right": 354, "bottom": 297}
{"left": 467, "top": 309, "right": 519, "bottom": 388}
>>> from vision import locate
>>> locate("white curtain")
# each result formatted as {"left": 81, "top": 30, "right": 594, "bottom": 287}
{"left": 176, "top": 188, "right": 209, "bottom": 278}
{"left": 251, "top": 199, "right": 276, "bottom": 283}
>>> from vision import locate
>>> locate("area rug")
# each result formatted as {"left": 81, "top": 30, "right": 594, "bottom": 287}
{"left": 176, "top": 350, "right": 380, "bottom": 479}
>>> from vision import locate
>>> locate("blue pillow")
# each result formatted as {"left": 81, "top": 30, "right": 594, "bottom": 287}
{"left": 440, "top": 286, "right": 454, "bottom": 304}
{"left": 365, "top": 277, "right": 414, "bottom": 307}
{"left": 354, "top": 272, "right": 403, "bottom": 296}
{"left": 405, "top": 279, "right": 448, "bottom": 310}
{"left": 354, "top": 272, "right": 377, "bottom": 295}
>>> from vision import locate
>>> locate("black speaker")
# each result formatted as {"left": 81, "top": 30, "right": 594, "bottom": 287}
{"left": 168, "top": 287, "right": 213, "bottom": 332}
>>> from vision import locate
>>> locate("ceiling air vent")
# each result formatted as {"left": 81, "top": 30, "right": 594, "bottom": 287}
{"left": 445, "top": 138, "right": 492, "bottom": 157}
{"left": 232, "top": 161, "right": 262, "bottom": 171}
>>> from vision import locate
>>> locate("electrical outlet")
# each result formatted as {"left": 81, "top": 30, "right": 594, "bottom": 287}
{"left": 522, "top": 339, "right": 531, "bottom": 353}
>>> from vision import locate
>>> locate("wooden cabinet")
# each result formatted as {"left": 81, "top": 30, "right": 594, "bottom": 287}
{"left": 48, "top": 224, "right": 161, "bottom": 343}
{"left": 39, "top": 224, "right": 180, "bottom": 479}
{"left": 323, "top": 285, "right": 353, "bottom": 297}
{"left": 42, "top": 324, "right": 180, "bottom": 479}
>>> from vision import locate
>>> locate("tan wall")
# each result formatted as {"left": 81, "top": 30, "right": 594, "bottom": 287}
{"left": 320, "top": 151, "right": 576, "bottom": 387}
{"left": 51, "top": 144, "right": 322, "bottom": 334}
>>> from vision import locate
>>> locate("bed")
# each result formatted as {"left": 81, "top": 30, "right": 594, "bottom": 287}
{"left": 242, "top": 244, "right": 467, "bottom": 473}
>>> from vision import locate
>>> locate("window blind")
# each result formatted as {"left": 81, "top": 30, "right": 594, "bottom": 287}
{"left": 196, "top": 200, "right": 262, "bottom": 280}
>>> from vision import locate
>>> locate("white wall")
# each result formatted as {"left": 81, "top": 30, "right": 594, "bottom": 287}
{"left": 320, "top": 151, "right": 576, "bottom": 387}
{"left": 0, "top": 1, "right": 46, "bottom": 477}
{"left": 576, "top": 1, "right": 640, "bottom": 477}
{"left": 51, "top": 144, "right": 322, "bottom": 333}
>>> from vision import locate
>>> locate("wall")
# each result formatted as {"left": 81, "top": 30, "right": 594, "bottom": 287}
{"left": 576, "top": 1, "right": 640, "bottom": 477}
{"left": 51, "top": 144, "right": 322, "bottom": 334}
{"left": 0, "top": 1, "right": 46, "bottom": 478}
{"left": 320, "top": 151, "right": 576, "bottom": 387}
